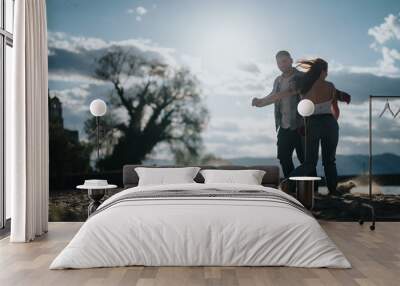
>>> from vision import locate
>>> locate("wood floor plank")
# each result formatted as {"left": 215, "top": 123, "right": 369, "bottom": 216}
{"left": 0, "top": 222, "right": 399, "bottom": 286}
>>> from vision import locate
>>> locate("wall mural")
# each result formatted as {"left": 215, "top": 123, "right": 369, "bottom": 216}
{"left": 47, "top": 0, "right": 400, "bottom": 222}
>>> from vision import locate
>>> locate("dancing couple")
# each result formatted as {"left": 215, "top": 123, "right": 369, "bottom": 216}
{"left": 252, "top": 50, "right": 351, "bottom": 195}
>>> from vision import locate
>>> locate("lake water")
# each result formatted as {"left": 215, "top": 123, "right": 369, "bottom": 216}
{"left": 318, "top": 185, "right": 400, "bottom": 195}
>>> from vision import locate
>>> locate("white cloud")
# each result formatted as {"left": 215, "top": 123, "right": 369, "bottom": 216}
{"left": 368, "top": 13, "right": 400, "bottom": 44}
{"left": 378, "top": 46, "right": 400, "bottom": 73}
{"left": 190, "top": 59, "right": 277, "bottom": 103}
{"left": 48, "top": 31, "right": 178, "bottom": 85}
{"left": 202, "top": 115, "right": 277, "bottom": 158}
{"left": 180, "top": 54, "right": 204, "bottom": 74}
{"left": 49, "top": 72, "right": 105, "bottom": 85}
{"left": 58, "top": 86, "right": 90, "bottom": 98}
{"left": 48, "top": 31, "right": 108, "bottom": 53}
{"left": 337, "top": 46, "right": 400, "bottom": 77}
{"left": 346, "top": 13, "right": 400, "bottom": 78}
{"left": 136, "top": 6, "right": 147, "bottom": 16}
{"left": 54, "top": 85, "right": 91, "bottom": 114}
{"left": 127, "top": 6, "right": 148, "bottom": 21}
{"left": 330, "top": 13, "right": 400, "bottom": 78}
{"left": 48, "top": 32, "right": 176, "bottom": 61}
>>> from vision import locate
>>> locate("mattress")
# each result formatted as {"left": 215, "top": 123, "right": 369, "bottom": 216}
{"left": 50, "top": 183, "right": 351, "bottom": 269}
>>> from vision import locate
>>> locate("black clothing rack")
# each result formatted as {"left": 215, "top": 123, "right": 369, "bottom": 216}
{"left": 363, "top": 95, "right": 400, "bottom": 230}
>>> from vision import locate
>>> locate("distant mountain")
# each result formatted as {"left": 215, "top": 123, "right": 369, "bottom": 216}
{"left": 228, "top": 156, "right": 280, "bottom": 166}
{"left": 228, "top": 153, "right": 400, "bottom": 176}
{"left": 142, "top": 158, "right": 173, "bottom": 166}
{"left": 143, "top": 153, "right": 400, "bottom": 176}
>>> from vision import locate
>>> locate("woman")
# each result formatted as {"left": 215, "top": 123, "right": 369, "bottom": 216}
{"left": 293, "top": 58, "right": 340, "bottom": 195}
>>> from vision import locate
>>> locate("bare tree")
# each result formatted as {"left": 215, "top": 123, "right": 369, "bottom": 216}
{"left": 85, "top": 46, "right": 209, "bottom": 170}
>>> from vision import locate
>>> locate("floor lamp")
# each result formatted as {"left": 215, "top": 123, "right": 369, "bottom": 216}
{"left": 293, "top": 99, "right": 316, "bottom": 208}
{"left": 297, "top": 99, "right": 315, "bottom": 162}
{"left": 84, "top": 99, "right": 108, "bottom": 216}
{"left": 89, "top": 99, "right": 107, "bottom": 164}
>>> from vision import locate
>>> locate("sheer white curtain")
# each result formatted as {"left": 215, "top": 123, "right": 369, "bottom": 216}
{"left": 8, "top": 0, "right": 49, "bottom": 242}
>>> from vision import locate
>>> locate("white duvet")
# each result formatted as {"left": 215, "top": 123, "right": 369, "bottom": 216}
{"left": 50, "top": 183, "right": 351, "bottom": 269}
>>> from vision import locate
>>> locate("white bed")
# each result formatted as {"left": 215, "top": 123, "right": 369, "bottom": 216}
{"left": 50, "top": 183, "right": 351, "bottom": 269}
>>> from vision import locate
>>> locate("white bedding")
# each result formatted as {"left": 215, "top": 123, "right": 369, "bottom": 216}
{"left": 50, "top": 183, "right": 351, "bottom": 269}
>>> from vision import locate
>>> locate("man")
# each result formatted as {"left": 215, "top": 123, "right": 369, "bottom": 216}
{"left": 252, "top": 50, "right": 304, "bottom": 179}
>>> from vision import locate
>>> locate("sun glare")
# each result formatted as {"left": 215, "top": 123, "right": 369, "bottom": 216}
{"left": 195, "top": 24, "right": 257, "bottom": 70}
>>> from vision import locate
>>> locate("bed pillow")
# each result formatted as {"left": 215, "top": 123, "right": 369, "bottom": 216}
{"left": 200, "top": 169, "right": 266, "bottom": 185}
{"left": 135, "top": 167, "right": 201, "bottom": 186}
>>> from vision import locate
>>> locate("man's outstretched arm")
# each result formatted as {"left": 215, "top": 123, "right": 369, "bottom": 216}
{"left": 252, "top": 89, "right": 297, "bottom": 107}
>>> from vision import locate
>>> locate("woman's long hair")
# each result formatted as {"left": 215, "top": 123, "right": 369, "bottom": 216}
{"left": 294, "top": 58, "right": 328, "bottom": 94}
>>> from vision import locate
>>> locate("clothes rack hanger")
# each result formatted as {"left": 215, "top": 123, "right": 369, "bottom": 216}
{"left": 394, "top": 107, "right": 400, "bottom": 118}
{"left": 378, "top": 98, "right": 395, "bottom": 117}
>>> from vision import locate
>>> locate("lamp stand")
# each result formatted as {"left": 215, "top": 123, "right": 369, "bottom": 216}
{"left": 96, "top": 116, "right": 100, "bottom": 164}
{"left": 304, "top": 117, "right": 308, "bottom": 162}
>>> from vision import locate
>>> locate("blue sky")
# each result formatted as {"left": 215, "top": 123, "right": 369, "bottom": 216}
{"left": 47, "top": 0, "right": 400, "bottom": 160}
{"left": 47, "top": 0, "right": 400, "bottom": 65}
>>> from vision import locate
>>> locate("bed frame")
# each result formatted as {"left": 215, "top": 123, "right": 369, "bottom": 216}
{"left": 123, "top": 165, "right": 280, "bottom": 189}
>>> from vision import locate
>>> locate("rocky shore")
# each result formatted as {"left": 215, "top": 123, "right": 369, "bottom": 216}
{"left": 49, "top": 189, "right": 121, "bottom": 221}
{"left": 313, "top": 193, "right": 400, "bottom": 220}
{"left": 49, "top": 187, "right": 400, "bottom": 222}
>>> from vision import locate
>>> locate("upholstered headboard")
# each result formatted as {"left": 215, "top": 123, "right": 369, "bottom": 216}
{"left": 123, "top": 165, "right": 280, "bottom": 189}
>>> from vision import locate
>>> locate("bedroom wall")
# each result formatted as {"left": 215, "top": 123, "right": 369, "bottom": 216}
{"left": 46, "top": 0, "right": 400, "bottom": 222}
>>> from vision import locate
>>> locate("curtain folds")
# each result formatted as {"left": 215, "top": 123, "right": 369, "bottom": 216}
{"left": 9, "top": 0, "right": 49, "bottom": 242}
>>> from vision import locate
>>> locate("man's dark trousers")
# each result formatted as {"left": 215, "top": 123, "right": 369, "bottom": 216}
{"left": 277, "top": 127, "right": 304, "bottom": 178}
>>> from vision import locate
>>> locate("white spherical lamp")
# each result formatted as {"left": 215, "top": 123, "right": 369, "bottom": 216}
{"left": 90, "top": 99, "right": 107, "bottom": 117}
{"left": 297, "top": 99, "right": 315, "bottom": 117}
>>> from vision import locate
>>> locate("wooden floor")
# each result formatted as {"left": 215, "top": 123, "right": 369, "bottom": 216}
{"left": 0, "top": 222, "right": 399, "bottom": 286}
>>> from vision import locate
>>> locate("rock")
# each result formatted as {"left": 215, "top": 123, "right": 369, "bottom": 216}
{"left": 337, "top": 180, "right": 356, "bottom": 194}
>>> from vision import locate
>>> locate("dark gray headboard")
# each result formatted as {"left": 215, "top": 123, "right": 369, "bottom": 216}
{"left": 123, "top": 165, "right": 280, "bottom": 189}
